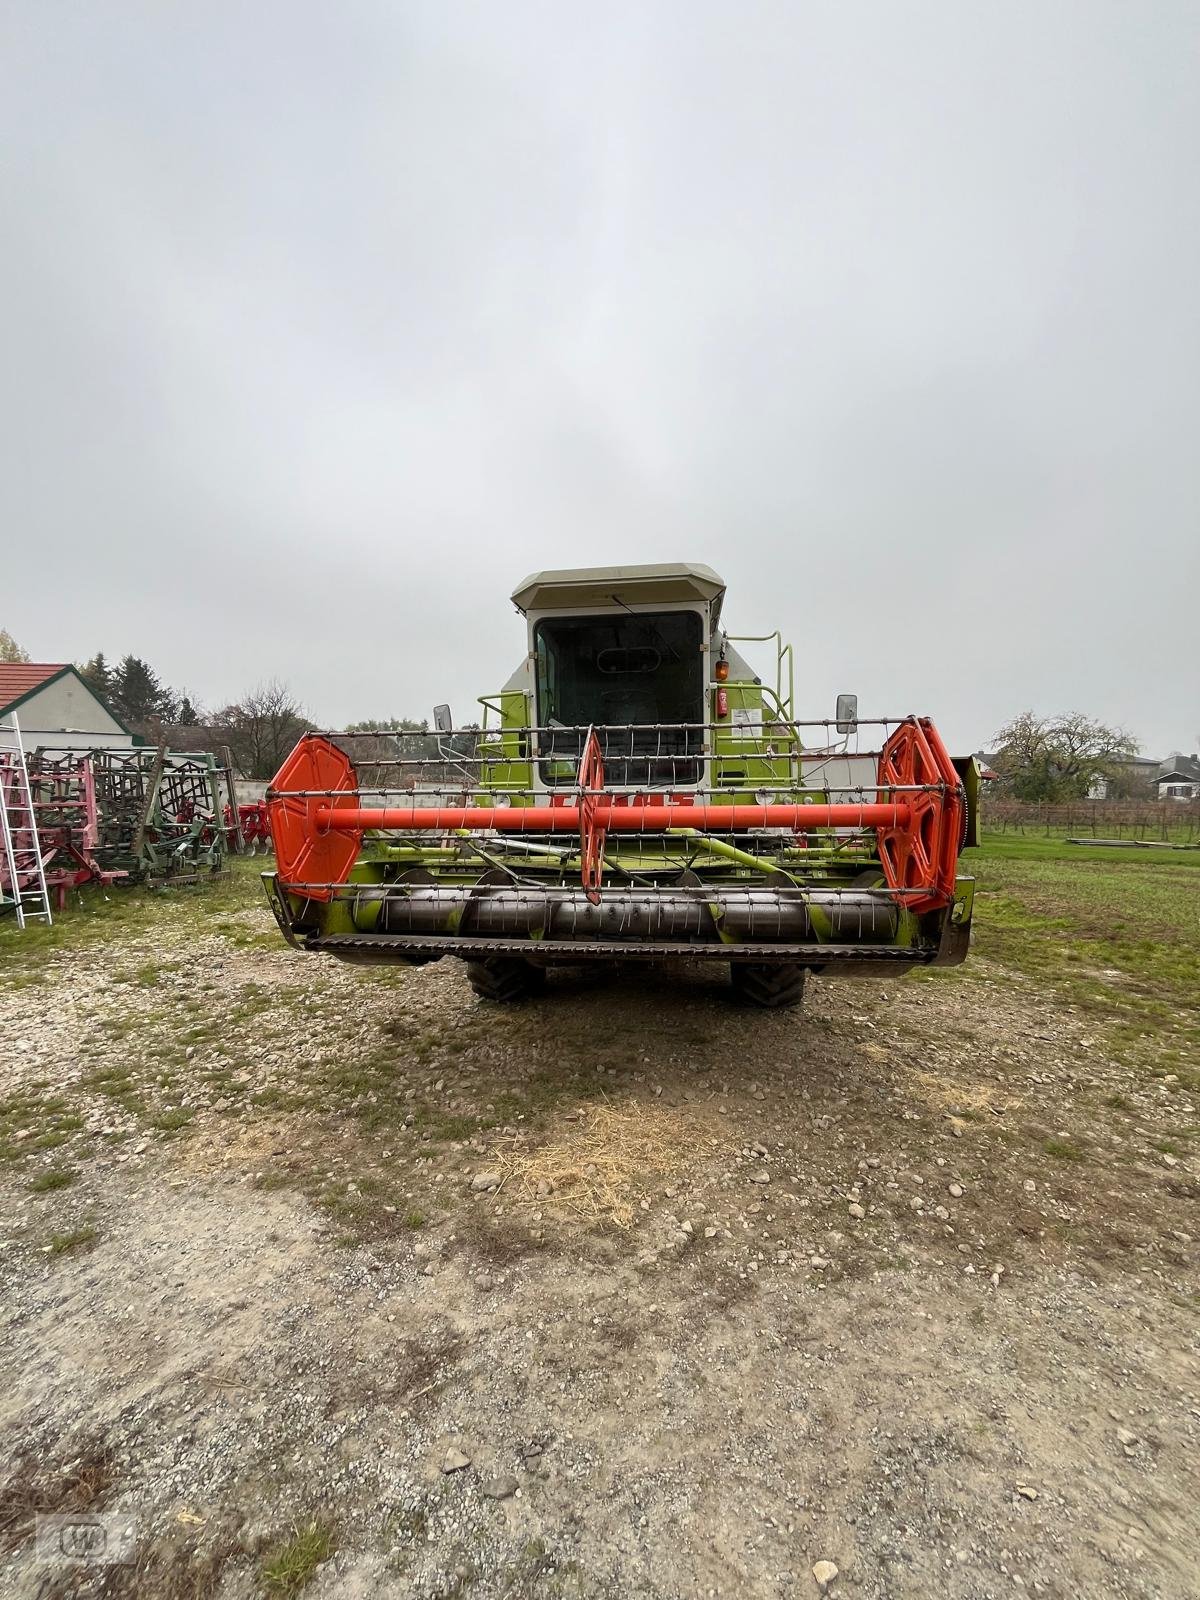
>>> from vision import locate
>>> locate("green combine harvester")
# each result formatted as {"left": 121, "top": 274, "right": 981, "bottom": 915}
{"left": 265, "top": 564, "right": 978, "bottom": 1006}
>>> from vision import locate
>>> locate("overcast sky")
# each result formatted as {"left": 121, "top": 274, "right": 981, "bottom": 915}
{"left": 3, "top": 2, "right": 1198, "bottom": 755}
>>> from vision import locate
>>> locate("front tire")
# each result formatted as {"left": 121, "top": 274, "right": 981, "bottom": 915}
{"left": 730, "top": 962, "right": 807, "bottom": 1009}
{"left": 466, "top": 957, "right": 547, "bottom": 1003}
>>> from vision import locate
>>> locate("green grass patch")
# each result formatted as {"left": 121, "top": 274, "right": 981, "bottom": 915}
{"left": 49, "top": 1224, "right": 97, "bottom": 1254}
{"left": 970, "top": 833, "right": 1200, "bottom": 1073}
{"left": 317, "top": 1189, "right": 379, "bottom": 1225}
{"left": 150, "top": 1107, "right": 195, "bottom": 1132}
{"left": 1044, "top": 1138, "right": 1085, "bottom": 1162}
{"left": 252, "top": 1171, "right": 292, "bottom": 1192}
{"left": 28, "top": 1167, "right": 76, "bottom": 1193}
{"left": 411, "top": 1110, "right": 476, "bottom": 1143}
{"left": 0, "top": 1092, "right": 87, "bottom": 1163}
{"left": 0, "top": 858, "right": 263, "bottom": 977}
{"left": 261, "top": 1522, "right": 336, "bottom": 1595}
{"left": 112, "top": 960, "right": 176, "bottom": 988}
{"left": 981, "top": 833, "right": 1199, "bottom": 865}
{"left": 249, "top": 1086, "right": 304, "bottom": 1112}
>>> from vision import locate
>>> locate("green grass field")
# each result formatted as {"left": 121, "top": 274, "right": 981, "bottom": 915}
{"left": 0, "top": 860, "right": 259, "bottom": 973}
{"left": 968, "top": 833, "right": 1200, "bottom": 1085}
{"left": 4, "top": 840, "right": 1197, "bottom": 1089}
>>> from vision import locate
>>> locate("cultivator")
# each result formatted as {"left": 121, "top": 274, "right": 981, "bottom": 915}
{"left": 265, "top": 564, "right": 978, "bottom": 1007}
{"left": 26, "top": 746, "right": 228, "bottom": 888}
{"left": 89, "top": 748, "right": 226, "bottom": 882}
{"left": 21, "top": 750, "right": 126, "bottom": 908}
{"left": 226, "top": 801, "right": 272, "bottom": 854}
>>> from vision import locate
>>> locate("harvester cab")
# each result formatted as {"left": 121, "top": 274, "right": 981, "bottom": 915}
{"left": 265, "top": 563, "right": 977, "bottom": 1007}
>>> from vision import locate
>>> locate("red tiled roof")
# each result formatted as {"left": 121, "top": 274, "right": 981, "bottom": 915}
{"left": 0, "top": 662, "right": 70, "bottom": 712}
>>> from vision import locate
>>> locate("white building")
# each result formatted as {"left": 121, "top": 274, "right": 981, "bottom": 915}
{"left": 0, "top": 663, "right": 134, "bottom": 749}
{"left": 1156, "top": 754, "right": 1200, "bottom": 800}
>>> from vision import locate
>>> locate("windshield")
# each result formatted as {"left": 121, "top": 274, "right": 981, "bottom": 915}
{"left": 534, "top": 610, "right": 704, "bottom": 786}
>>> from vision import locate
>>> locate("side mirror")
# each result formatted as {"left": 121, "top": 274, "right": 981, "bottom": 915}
{"left": 433, "top": 704, "right": 453, "bottom": 734}
{"left": 835, "top": 693, "right": 858, "bottom": 735}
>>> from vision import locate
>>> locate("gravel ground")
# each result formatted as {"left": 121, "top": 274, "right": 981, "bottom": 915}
{"left": 1, "top": 870, "right": 1197, "bottom": 1599}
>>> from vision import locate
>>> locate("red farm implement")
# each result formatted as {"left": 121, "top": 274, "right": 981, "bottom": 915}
{"left": 24, "top": 750, "right": 127, "bottom": 907}
{"left": 225, "top": 801, "right": 272, "bottom": 855}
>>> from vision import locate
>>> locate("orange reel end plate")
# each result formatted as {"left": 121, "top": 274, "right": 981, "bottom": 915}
{"left": 267, "top": 736, "right": 360, "bottom": 901}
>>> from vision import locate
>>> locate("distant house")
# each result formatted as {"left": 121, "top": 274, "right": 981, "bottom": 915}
{"left": 1156, "top": 754, "right": 1200, "bottom": 801}
{"left": 1086, "top": 755, "right": 1161, "bottom": 801}
{"left": 0, "top": 663, "right": 134, "bottom": 749}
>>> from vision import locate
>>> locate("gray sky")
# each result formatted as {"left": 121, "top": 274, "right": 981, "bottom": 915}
{"left": 4, "top": 2, "right": 1198, "bottom": 756}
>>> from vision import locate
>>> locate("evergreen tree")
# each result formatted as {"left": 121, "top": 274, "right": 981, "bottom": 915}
{"left": 112, "top": 655, "right": 178, "bottom": 728}
{"left": 79, "top": 652, "right": 115, "bottom": 705}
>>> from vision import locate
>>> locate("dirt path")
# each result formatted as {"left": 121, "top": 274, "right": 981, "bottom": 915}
{"left": 1, "top": 887, "right": 1197, "bottom": 1598}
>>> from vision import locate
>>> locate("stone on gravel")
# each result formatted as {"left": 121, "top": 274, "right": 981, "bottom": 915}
{"left": 471, "top": 1171, "right": 501, "bottom": 1193}
{"left": 442, "top": 1447, "right": 471, "bottom": 1473}
{"left": 481, "top": 1474, "right": 518, "bottom": 1499}
{"left": 812, "top": 1559, "right": 839, "bottom": 1589}
{"left": 749, "top": 1171, "right": 770, "bottom": 1185}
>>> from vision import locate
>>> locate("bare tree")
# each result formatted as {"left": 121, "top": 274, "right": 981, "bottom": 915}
{"left": 992, "top": 711, "right": 1139, "bottom": 801}
{"left": 211, "top": 680, "right": 312, "bottom": 779}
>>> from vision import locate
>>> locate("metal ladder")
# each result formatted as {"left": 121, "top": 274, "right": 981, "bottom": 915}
{"left": 0, "top": 713, "right": 53, "bottom": 928}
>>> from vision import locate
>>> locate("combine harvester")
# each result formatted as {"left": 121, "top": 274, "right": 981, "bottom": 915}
{"left": 265, "top": 565, "right": 979, "bottom": 1007}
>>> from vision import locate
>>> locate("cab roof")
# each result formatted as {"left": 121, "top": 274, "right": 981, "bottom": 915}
{"left": 511, "top": 563, "right": 726, "bottom": 620}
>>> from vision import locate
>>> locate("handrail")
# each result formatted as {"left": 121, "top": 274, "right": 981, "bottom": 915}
{"left": 725, "top": 631, "right": 794, "bottom": 717}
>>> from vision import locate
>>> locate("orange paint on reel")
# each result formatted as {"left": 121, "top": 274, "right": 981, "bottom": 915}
{"left": 267, "top": 736, "right": 360, "bottom": 901}
{"left": 875, "top": 718, "right": 964, "bottom": 912}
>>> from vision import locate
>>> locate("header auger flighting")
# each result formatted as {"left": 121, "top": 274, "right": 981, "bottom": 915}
{"left": 264, "top": 564, "right": 978, "bottom": 1007}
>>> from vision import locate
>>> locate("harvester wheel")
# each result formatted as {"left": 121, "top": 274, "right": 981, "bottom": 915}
{"left": 730, "top": 962, "right": 807, "bottom": 1010}
{"left": 466, "top": 957, "right": 547, "bottom": 1003}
